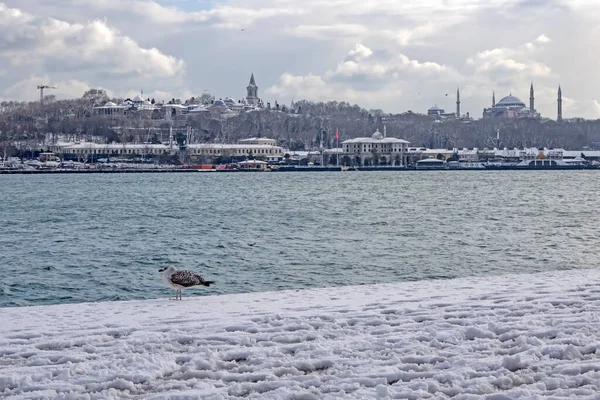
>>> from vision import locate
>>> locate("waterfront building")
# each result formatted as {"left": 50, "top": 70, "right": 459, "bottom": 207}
{"left": 341, "top": 128, "right": 409, "bottom": 166}
{"left": 237, "top": 160, "right": 269, "bottom": 170}
{"left": 188, "top": 143, "right": 284, "bottom": 163}
{"left": 239, "top": 138, "right": 277, "bottom": 146}
{"left": 43, "top": 140, "right": 285, "bottom": 163}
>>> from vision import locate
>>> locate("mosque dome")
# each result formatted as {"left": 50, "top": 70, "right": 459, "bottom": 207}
{"left": 496, "top": 95, "right": 526, "bottom": 108}
{"left": 211, "top": 100, "right": 227, "bottom": 107}
{"left": 133, "top": 95, "right": 144, "bottom": 103}
{"left": 372, "top": 130, "right": 384, "bottom": 140}
{"left": 189, "top": 106, "right": 209, "bottom": 113}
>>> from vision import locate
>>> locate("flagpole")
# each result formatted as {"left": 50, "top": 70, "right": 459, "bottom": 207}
{"left": 336, "top": 128, "right": 339, "bottom": 168}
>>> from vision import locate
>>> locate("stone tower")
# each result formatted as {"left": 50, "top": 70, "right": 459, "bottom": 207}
{"left": 456, "top": 87, "right": 460, "bottom": 118}
{"left": 557, "top": 85, "right": 563, "bottom": 122}
{"left": 529, "top": 82, "right": 535, "bottom": 114}
{"left": 246, "top": 73, "right": 259, "bottom": 106}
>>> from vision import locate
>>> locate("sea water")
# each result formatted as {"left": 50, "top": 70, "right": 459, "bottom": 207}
{"left": 0, "top": 170, "right": 598, "bottom": 307}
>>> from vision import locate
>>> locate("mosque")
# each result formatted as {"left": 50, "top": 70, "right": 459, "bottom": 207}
{"left": 482, "top": 84, "right": 564, "bottom": 121}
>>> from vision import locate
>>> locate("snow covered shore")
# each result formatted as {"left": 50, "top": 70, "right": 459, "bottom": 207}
{"left": 2, "top": 269, "right": 600, "bottom": 399}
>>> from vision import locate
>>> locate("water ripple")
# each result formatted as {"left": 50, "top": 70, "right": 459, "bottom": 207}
{"left": 0, "top": 171, "right": 598, "bottom": 307}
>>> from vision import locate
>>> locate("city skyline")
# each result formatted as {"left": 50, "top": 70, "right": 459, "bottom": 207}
{"left": 0, "top": 0, "right": 598, "bottom": 119}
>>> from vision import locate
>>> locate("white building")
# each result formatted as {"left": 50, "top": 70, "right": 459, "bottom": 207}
{"left": 43, "top": 141, "right": 285, "bottom": 163}
{"left": 188, "top": 143, "right": 284, "bottom": 162}
{"left": 239, "top": 137, "right": 277, "bottom": 146}
{"left": 341, "top": 129, "right": 410, "bottom": 166}
{"left": 94, "top": 101, "right": 127, "bottom": 116}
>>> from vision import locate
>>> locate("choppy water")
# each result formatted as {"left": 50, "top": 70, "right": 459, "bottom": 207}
{"left": 0, "top": 171, "right": 598, "bottom": 308}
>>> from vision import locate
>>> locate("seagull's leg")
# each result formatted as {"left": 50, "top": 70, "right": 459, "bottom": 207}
{"left": 177, "top": 290, "right": 181, "bottom": 300}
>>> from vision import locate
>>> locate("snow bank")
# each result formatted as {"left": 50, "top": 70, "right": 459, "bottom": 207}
{"left": 2, "top": 269, "right": 600, "bottom": 399}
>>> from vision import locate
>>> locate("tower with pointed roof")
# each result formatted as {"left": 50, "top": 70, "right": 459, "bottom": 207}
{"left": 529, "top": 82, "right": 535, "bottom": 114}
{"left": 456, "top": 87, "right": 460, "bottom": 118}
{"left": 557, "top": 85, "right": 563, "bottom": 122}
{"left": 246, "top": 73, "right": 259, "bottom": 106}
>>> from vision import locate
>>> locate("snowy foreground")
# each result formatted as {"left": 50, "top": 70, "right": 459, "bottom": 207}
{"left": 2, "top": 270, "right": 600, "bottom": 399}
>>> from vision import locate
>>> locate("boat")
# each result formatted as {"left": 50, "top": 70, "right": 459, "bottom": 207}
{"left": 447, "top": 161, "right": 486, "bottom": 170}
{"left": 485, "top": 159, "right": 598, "bottom": 170}
{"left": 416, "top": 158, "right": 446, "bottom": 170}
{"left": 484, "top": 150, "right": 598, "bottom": 170}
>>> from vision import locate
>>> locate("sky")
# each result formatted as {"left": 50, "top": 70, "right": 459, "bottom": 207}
{"left": 0, "top": 0, "right": 599, "bottom": 119}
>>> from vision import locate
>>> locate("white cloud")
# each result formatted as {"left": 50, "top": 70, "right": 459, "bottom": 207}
{"left": 467, "top": 36, "right": 552, "bottom": 78}
{"left": 268, "top": 44, "right": 456, "bottom": 107}
{"left": 593, "top": 100, "right": 600, "bottom": 117}
{"left": 535, "top": 34, "right": 551, "bottom": 44}
{"left": 288, "top": 24, "right": 368, "bottom": 40}
{"left": 2, "top": 75, "right": 100, "bottom": 101}
{"left": 58, "top": 0, "right": 303, "bottom": 29}
{"left": 2, "top": 0, "right": 600, "bottom": 118}
{"left": 0, "top": 4, "right": 184, "bottom": 78}
{"left": 347, "top": 44, "right": 373, "bottom": 61}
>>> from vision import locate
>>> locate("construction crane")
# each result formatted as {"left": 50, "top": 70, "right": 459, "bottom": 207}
{"left": 37, "top": 85, "right": 58, "bottom": 105}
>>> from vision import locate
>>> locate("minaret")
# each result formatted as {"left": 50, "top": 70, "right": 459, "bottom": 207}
{"left": 246, "top": 73, "right": 259, "bottom": 106}
{"left": 456, "top": 87, "right": 460, "bottom": 118}
{"left": 529, "top": 82, "right": 534, "bottom": 114}
{"left": 492, "top": 91, "right": 496, "bottom": 107}
{"left": 557, "top": 85, "right": 563, "bottom": 122}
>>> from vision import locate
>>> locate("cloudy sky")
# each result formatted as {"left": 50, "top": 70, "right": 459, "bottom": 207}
{"left": 0, "top": 0, "right": 598, "bottom": 119}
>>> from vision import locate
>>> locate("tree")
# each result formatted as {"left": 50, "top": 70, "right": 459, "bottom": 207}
{"left": 150, "top": 133, "right": 161, "bottom": 144}
{"left": 284, "top": 153, "right": 291, "bottom": 163}
{"left": 289, "top": 139, "right": 305, "bottom": 151}
{"left": 199, "top": 92, "right": 214, "bottom": 105}
{"left": 175, "top": 132, "right": 187, "bottom": 148}
{"left": 82, "top": 89, "right": 109, "bottom": 106}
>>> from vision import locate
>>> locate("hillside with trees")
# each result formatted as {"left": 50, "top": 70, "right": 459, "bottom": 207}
{"left": 2, "top": 89, "right": 600, "bottom": 158}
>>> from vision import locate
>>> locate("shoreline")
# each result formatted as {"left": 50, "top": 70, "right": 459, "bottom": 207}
{"left": 1, "top": 166, "right": 599, "bottom": 174}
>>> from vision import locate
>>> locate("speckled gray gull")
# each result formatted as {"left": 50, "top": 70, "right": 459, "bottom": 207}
{"left": 159, "top": 265, "right": 215, "bottom": 300}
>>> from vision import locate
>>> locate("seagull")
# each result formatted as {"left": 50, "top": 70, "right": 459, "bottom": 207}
{"left": 159, "top": 265, "right": 215, "bottom": 300}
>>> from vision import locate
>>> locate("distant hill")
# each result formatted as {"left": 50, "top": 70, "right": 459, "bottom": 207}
{"left": 2, "top": 96, "right": 600, "bottom": 152}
